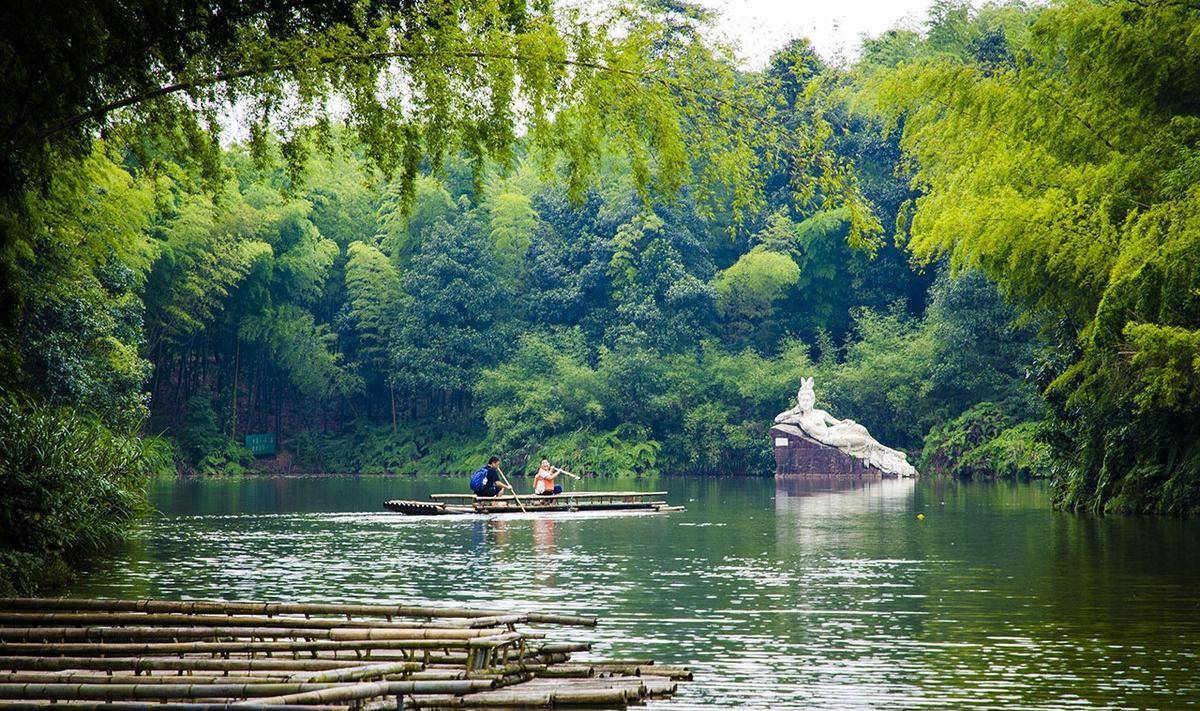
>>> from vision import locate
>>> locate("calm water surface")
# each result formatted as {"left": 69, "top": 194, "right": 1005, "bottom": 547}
{"left": 71, "top": 476, "right": 1200, "bottom": 709}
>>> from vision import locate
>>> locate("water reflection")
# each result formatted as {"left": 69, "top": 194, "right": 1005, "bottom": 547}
{"left": 71, "top": 475, "right": 1200, "bottom": 709}
{"left": 775, "top": 477, "right": 916, "bottom": 512}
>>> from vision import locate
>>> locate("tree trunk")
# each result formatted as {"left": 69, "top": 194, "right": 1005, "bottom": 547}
{"left": 230, "top": 339, "right": 240, "bottom": 438}
{"left": 390, "top": 387, "right": 397, "bottom": 435}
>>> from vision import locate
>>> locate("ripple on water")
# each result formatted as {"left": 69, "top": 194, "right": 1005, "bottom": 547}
{"left": 71, "top": 475, "right": 1200, "bottom": 709}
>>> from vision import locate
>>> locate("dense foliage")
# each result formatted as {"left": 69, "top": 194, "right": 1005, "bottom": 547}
{"left": 7, "top": 0, "right": 1200, "bottom": 593}
{"left": 865, "top": 0, "right": 1200, "bottom": 514}
{"left": 0, "top": 0, "right": 880, "bottom": 591}
{"left": 0, "top": 396, "right": 159, "bottom": 593}
{"left": 121, "top": 111, "right": 1031, "bottom": 482}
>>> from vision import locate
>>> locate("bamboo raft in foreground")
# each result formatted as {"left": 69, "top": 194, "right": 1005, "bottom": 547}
{"left": 384, "top": 491, "right": 684, "bottom": 516}
{"left": 0, "top": 598, "right": 691, "bottom": 709}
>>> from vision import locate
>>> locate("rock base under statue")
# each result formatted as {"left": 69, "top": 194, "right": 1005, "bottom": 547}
{"left": 771, "top": 424, "right": 893, "bottom": 479}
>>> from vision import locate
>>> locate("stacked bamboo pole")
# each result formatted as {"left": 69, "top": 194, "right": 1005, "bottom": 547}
{"left": 0, "top": 599, "right": 689, "bottom": 709}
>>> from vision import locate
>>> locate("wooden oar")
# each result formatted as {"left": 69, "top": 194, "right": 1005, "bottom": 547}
{"left": 495, "top": 466, "right": 528, "bottom": 514}
{"left": 552, "top": 466, "right": 581, "bottom": 481}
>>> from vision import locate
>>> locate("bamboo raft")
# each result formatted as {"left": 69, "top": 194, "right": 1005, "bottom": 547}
{"left": 383, "top": 492, "right": 683, "bottom": 516}
{"left": 0, "top": 598, "right": 691, "bottom": 709}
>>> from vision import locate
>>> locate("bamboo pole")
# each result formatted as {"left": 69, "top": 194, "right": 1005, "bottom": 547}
{"left": 519, "top": 677, "right": 646, "bottom": 694}
{"left": 0, "top": 664, "right": 432, "bottom": 686}
{"left": 0, "top": 600, "right": 595, "bottom": 627}
{"left": 0, "top": 704, "right": 347, "bottom": 711}
{"left": 0, "top": 613, "right": 497, "bottom": 631}
{"left": 402, "top": 670, "right": 503, "bottom": 682}
{"left": 532, "top": 642, "right": 590, "bottom": 654}
{"left": 252, "top": 648, "right": 564, "bottom": 667}
{"left": 0, "top": 626, "right": 495, "bottom": 642}
{"left": 369, "top": 650, "right": 568, "bottom": 667}
{"left": 0, "top": 637, "right": 516, "bottom": 656}
{"left": 0, "top": 682, "right": 347, "bottom": 700}
{"left": 0, "top": 600, "right": 492, "bottom": 621}
{"left": 465, "top": 633, "right": 523, "bottom": 648}
{"left": 0, "top": 680, "right": 492, "bottom": 702}
{"left": 457, "top": 615, "right": 525, "bottom": 629}
{"left": 549, "top": 466, "right": 581, "bottom": 481}
{"left": 0, "top": 674, "right": 296, "bottom": 686}
{"left": 229, "top": 339, "right": 239, "bottom": 439}
{"left": 492, "top": 467, "right": 526, "bottom": 514}
{"left": 404, "top": 686, "right": 632, "bottom": 707}
{"left": 530, "top": 665, "right": 596, "bottom": 678}
{"left": 634, "top": 665, "right": 693, "bottom": 680}
{"left": 240, "top": 680, "right": 494, "bottom": 705}
{"left": 0, "top": 657, "right": 422, "bottom": 675}
{"left": 286, "top": 662, "right": 423, "bottom": 683}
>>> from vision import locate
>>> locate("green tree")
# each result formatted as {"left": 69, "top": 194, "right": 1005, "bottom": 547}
{"left": 488, "top": 191, "right": 539, "bottom": 281}
{"left": 389, "top": 218, "right": 506, "bottom": 412}
{"left": 343, "top": 240, "right": 402, "bottom": 426}
{"left": 2, "top": 145, "right": 157, "bottom": 423}
{"left": 713, "top": 247, "right": 801, "bottom": 348}
{"left": 377, "top": 176, "right": 456, "bottom": 266}
{"left": 607, "top": 211, "right": 716, "bottom": 349}
{"left": 866, "top": 0, "right": 1200, "bottom": 513}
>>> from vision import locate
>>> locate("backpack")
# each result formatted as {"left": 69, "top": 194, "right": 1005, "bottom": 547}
{"left": 470, "top": 467, "right": 490, "bottom": 493}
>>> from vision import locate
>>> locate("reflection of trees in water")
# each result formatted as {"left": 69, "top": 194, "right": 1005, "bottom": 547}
{"left": 770, "top": 477, "right": 1200, "bottom": 708}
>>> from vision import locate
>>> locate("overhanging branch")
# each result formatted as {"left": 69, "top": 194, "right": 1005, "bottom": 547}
{"left": 23, "top": 50, "right": 651, "bottom": 151}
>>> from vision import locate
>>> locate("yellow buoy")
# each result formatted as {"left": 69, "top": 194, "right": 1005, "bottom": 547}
{"left": 916, "top": 513, "right": 925, "bottom": 520}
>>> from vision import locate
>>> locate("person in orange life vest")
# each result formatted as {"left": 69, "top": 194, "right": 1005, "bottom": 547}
{"left": 533, "top": 459, "right": 563, "bottom": 496}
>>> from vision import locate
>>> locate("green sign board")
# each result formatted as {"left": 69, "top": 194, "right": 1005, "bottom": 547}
{"left": 245, "top": 433, "right": 276, "bottom": 457}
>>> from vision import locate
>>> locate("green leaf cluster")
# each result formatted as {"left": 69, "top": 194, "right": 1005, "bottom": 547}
{"left": 862, "top": 0, "right": 1200, "bottom": 513}
{"left": 0, "top": 394, "right": 150, "bottom": 593}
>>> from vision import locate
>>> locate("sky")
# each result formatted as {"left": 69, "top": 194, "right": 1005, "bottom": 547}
{"left": 698, "top": 0, "right": 937, "bottom": 67}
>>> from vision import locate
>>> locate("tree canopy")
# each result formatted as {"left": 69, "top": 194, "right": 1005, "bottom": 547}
{"left": 866, "top": 0, "right": 1200, "bottom": 513}
{"left": 9, "top": 0, "right": 1200, "bottom": 596}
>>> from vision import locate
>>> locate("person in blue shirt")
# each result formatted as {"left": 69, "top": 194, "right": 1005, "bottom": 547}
{"left": 470, "top": 456, "right": 509, "bottom": 497}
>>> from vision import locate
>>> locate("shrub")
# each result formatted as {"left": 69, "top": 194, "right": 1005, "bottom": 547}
{"left": 290, "top": 419, "right": 488, "bottom": 475}
{"left": 0, "top": 394, "right": 149, "bottom": 593}
{"left": 540, "top": 424, "right": 662, "bottom": 477}
{"left": 195, "top": 439, "right": 255, "bottom": 475}
{"left": 178, "top": 391, "right": 224, "bottom": 464}
{"left": 920, "top": 402, "right": 1051, "bottom": 480}
{"left": 141, "top": 436, "right": 178, "bottom": 477}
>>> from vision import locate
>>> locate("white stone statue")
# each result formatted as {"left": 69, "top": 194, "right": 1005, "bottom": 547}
{"left": 774, "top": 377, "right": 918, "bottom": 478}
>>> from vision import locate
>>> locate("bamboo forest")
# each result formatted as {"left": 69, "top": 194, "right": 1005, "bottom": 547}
{"left": 1, "top": 1, "right": 1199, "bottom": 708}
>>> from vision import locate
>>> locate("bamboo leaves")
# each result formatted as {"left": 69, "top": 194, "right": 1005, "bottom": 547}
{"left": 863, "top": 0, "right": 1200, "bottom": 513}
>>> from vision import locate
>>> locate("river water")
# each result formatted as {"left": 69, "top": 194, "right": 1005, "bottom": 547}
{"left": 71, "top": 475, "right": 1200, "bottom": 709}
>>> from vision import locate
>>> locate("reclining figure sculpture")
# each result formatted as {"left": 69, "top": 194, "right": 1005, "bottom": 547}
{"left": 774, "top": 377, "right": 918, "bottom": 478}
